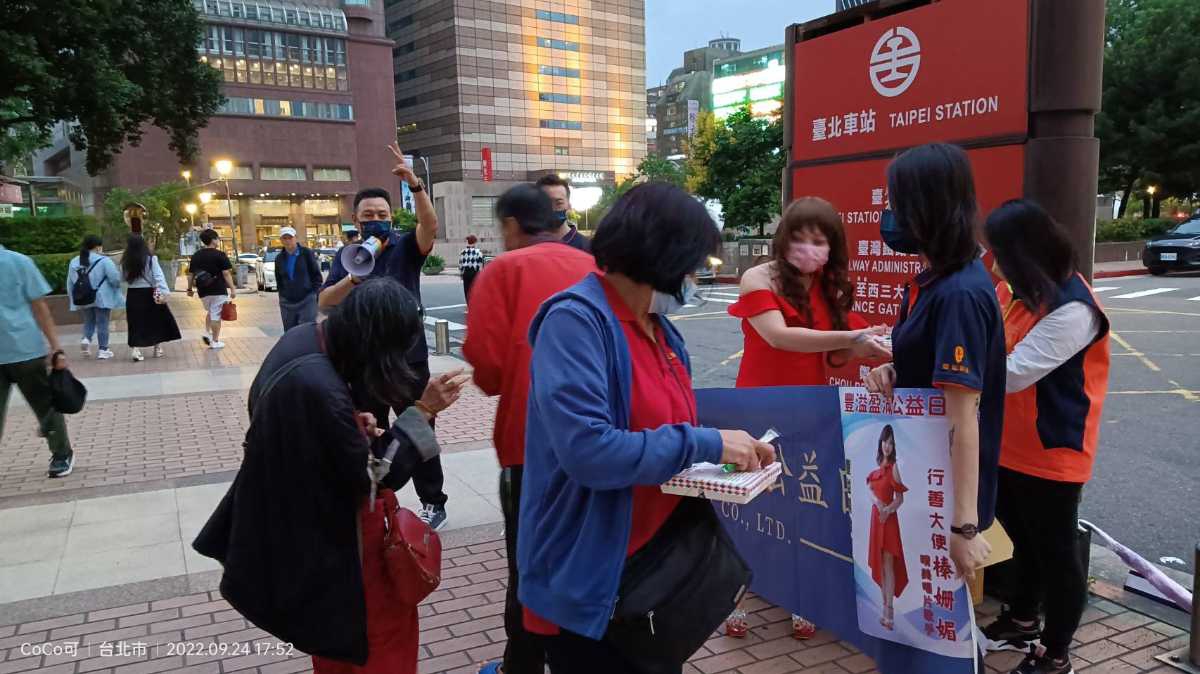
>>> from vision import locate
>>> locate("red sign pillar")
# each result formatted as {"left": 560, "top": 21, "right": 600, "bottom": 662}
{"left": 481, "top": 147, "right": 493, "bottom": 182}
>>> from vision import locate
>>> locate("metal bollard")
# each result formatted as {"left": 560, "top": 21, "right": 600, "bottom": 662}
{"left": 1158, "top": 542, "right": 1200, "bottom": 673}
{"left": 434, "top": 320, "right": 450, "bottom": 355}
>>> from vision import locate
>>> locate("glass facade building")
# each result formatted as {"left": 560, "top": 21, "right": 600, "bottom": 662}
{"left": 711, "top": 46, "right": 786, "bottom": 120}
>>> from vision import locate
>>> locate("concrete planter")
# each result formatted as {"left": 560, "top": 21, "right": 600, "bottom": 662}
{"left": 1094, "top": 240, "right": 1145, "bottom": 263}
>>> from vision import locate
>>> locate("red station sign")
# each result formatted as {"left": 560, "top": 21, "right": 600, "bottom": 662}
{"left": 791, "top": 0, "right": 1029, "bottom": 161}
{"left": 785, "top": 0, "right": 1032, "bottom": 384}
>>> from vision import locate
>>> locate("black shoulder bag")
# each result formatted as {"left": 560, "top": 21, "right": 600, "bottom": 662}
{"left": 603, "top": 496, "right": 752, "bottom": 672}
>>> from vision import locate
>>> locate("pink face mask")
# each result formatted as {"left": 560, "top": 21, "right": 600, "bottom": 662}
{"left": 786, "top": 243, "right": 830, "bottom": 273}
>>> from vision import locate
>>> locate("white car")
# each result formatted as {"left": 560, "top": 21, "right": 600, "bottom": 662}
{"left": 256, "top": 250, "right": 280, "bottom": 291}
{"left": 237, "top": 252, "right": 261, "bottom": 266}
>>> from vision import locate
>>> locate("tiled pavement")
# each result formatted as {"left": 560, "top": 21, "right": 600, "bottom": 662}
{"left": 1, "top": 285, "right": 1193, "bottom": 674}
{"left": 0, "top": 530, "right": 1191, "bottom": 674}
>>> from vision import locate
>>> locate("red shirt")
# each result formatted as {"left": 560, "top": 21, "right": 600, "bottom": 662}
{"left": 462, "top": 242, "right": 597, "bottom": 467}
{"left": 728, "top": 281, "right": 867, "bottom": 387}
{"left": 524, "top": 276, "right": 699, "bottom": 635}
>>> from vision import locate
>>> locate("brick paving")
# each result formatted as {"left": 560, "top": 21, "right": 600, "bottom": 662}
{"left": 0, "top": 535, "right": 1189, "bottom": 674}
{"left": 0, "top": 391, "right": 247, "bottom": 499}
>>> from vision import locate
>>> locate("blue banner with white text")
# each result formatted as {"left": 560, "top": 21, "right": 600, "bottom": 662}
{"left": 696, "top": 385, "right": 976, "bottom": 674}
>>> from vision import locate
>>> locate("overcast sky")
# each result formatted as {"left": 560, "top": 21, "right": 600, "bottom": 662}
{"left": 644, "top": 0, "right": 834, "bottom": 86}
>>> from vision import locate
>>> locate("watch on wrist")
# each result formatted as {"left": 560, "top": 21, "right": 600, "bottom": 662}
{"left": 950, "top": 523, "right": 979, "bottom": 539}
{"left": 409, "top": 179, "right": 425, "bottom": 193}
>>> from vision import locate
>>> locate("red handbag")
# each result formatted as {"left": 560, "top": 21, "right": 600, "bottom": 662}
{"left": 363, "top": 441, "right": 442, "bottom": 605}
{"left": 220, "top": 301, "right": 237, "bottom": 321}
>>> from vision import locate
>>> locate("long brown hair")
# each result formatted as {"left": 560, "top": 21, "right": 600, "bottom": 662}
{"left": 771, "top": 197, "right": 854, "bottom": 331}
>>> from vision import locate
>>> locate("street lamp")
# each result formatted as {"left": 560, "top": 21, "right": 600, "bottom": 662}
{"left": 184, "top": 203, "right": 197, "bottom": 228}
{"left": 213, "top": 159, "right": 239, "bottom": 254}
{"left": 181, "top": 169, "right": 192, "bottom": 186}
{"left": 1148, "top": 185, "right": 1159, "bottom": 219}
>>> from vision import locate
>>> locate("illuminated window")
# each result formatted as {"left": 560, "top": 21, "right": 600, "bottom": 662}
{"left": 314, "top": 168, "right": 352, "bottom": 181}
{"left": 540, "top": 119, "right": 582, "bottom": 130}
{"left": 536, "top": 37, "right": 580, "bottom": 51}
{"left": 538, "top": 65, "right": 579, "bottom": 78}
{"left": 262, "top": 166, "right": 307, "bottom": 181}
{"left": 539, "top": 92, "right": 581, "bottom": 104}
{"left": 535, "top": 10, "right": 578, "bottom": 24}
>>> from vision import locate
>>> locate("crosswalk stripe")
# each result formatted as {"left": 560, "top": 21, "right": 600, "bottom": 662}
{"left": 1188, "top": 296, "right": 1200, "bottom": 302}
{"left": 707, "top": 292, "right": 741, "bottom": 299}
{"left": 1110, "top": 288, "right": 1179, "bottom": 299}
{"left": 424, "top": 303, "right": 466, "bottom": 311}
{"left": 700, "top": 297, "right": 736, "bottom": 305}
{"left": 424, "top": 316, "right": 466, "bottom": 331}
{"left": 1091, "top": 287, "right": 1119, "bottom": 293}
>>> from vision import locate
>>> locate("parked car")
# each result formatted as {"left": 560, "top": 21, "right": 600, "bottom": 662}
{"left": 237, "top": 252, "right": 261, "bottom": 267}
{"left": 317, "top": 247, "right": 338, "bottom": 272}
{"left": 256, "top": 250, "right": 281, "bottom": 291}
{"left": 1142, "top": 217, "right": 1200, "bottom": 275}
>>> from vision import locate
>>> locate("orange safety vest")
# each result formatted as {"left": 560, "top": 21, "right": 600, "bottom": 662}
{"left": 997, "top": 273, "right": 1111, "bottom": 483}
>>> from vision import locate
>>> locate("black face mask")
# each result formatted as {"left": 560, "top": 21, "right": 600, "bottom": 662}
{"left": 880, "top": 209, "right": 921, "bottom": 255}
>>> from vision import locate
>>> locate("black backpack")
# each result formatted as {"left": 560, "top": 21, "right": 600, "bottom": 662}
{"left": 71, "top": 260, "right": 104, "bottom": 307}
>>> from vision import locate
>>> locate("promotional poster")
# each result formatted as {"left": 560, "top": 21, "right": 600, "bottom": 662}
{"left": 841, "top": 387, "right": 974, "bottom": 659}
{"left": 696, "top": 386, "right": 977, "bottom": 674}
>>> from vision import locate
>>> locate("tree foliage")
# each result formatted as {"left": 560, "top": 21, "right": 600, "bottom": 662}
{"left": 0, "top": 0, "right": 224, "bottom": 174}
{"left": 102, "top": 181, "right": 195, "bottom": 259}
{"left": 1097, "top": 0, "right": 1200, "bottom": 216}
{"left": 585, "top": 154, "right": 686, "bottom": 226}
{"left": 687, "top": 106, "right": 785, "bottom": 237}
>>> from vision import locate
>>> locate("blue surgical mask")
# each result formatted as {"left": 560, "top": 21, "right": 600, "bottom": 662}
{"left": 880, "top": 209, "right": 921, "bottom": 255}
{"left": 650, "top": 277, "right": 699, "bottom": 315}
{"left": 553, "top": 210, "right": 569, "bottom": 224}
{"left": 361, "top": 220, "right": 392, "bottom": 240}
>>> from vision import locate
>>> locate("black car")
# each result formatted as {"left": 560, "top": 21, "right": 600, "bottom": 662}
{"left": 1142, "top": 217, "right": 1200, "bottom": 275}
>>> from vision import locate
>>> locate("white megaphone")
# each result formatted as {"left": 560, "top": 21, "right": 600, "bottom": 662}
{"left": 339, "top": 236, "right": 383, "bottom": 277}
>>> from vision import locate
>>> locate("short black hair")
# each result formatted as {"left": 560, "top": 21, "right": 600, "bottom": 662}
{"left": 985, "top": 199, "right": 1077, "bottom": 311}
{"left": 496, "top": 184, "right": 557, "bottom": 235}
{"left": 324, "top": 277, "right": 422, "bottom": 408}
{"left": 354, "top": 187, "right": 392, "bottom": 211}
{"left": 887, "top": 143, "right": 979, "bottom": 273}
{"left": 200, "top": 229, "right": 219, "bottom": 246}
{"left": 535, "top": 174, "right": 571, "bottom": 196}
{"left": 592, "top": 182, "right": 721, "bottom": 296}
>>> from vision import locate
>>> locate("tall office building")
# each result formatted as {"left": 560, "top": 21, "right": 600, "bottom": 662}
{"left": 388, "top": 0, "right": 647, "bottom": 256}
{"left": 651, "top": 37, "right": 741, "bottom": 159}
{"left": 32, "top": 0, "right": 398, "bottom": 252}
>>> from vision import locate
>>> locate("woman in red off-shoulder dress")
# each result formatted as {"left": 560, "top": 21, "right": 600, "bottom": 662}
{"left": 724, "top": 196, "right": 891, "bottom": 639}
{"left": 867, "top": 424, "right": 909, "bottom": 630}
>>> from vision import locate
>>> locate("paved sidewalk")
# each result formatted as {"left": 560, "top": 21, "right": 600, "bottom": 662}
{"left": 2, "top": 285, "right": 1193, "bottom": 674}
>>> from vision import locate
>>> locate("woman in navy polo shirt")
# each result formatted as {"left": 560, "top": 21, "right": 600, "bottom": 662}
{"left": 865, "top": 143, "right": 1006, "bottom": 584}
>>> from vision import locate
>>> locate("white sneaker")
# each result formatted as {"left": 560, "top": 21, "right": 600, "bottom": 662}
{"left": 96, "top": 349, "right": 114, "bottom": 360}
{"left": 131, "top": 348, "right": 145, "bottom": 362}
{"left": 210, "top": 341, "right": 226, "bottom": 350}
{"left": 153, "top": 345, "right": 164, "bottom": 358}
{"left": 79, "top": 337, "right": 90, "bottom": 356}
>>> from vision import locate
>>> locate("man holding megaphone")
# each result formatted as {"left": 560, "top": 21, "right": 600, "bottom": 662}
{"left": 319, "top": 143, "right": 456, "bottom": 530}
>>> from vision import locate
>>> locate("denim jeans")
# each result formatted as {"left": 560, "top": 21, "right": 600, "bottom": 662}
{"left": 81, "top": 307, "right": 112, "bottom": 349}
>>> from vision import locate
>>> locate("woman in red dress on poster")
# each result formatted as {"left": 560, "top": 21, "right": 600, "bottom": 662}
{"left": 867, "top": 424, "right": 909, "bottom": 630}
{"left": 724, "top": 196, "right": 891, "bottom": 639}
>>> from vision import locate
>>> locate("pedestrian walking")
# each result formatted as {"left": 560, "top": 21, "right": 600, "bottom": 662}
{"left": 122, "top": 234, "right": 181, "bottom": 361}
{"left": 980, "top": 200, "right": 1111, "bottom": 674}
{"left": 463, "top": 184, "right": 599, "bottom": 674}
{"left": 536, "top": 174, "right": 591, "bottom": 252}
{"left": 0, "top": 244, "right": 75, "bottom": 477}
{"left": 723, "top": 196, "right": 890, "bottom": 639}
{"left": 186, "top": 229, "right": 236, "bottom": 350}
{"left": 194, "top": 278, "right": 467, "bottom": 674}
{"left": 67, "top": 235, "right": 122, "bottom": 360}
{"left": 458, "top": 235, "right": 484, "bottom": 307}
{"left": 275, "top": 226, "right": 322, "bottom": 330}
{"left": 864, "top": 142, "right": 1005, "bottom": 583}
{"left": 320, "top": 143, "right": 451, "bottom": 531}
{"left": 518, "top": 183, "right": 774, "bottom": 674}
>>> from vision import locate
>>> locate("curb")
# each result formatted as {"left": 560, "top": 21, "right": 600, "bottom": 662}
{"left": 1095, "top": 268, "right": 1150, "bottom": 279}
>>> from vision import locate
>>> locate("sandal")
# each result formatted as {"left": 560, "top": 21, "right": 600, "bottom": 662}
{"left": 792, "top": 615, "right": 817, "bottom": 640}
{"left": 725, "top": 610, "right": 749, "bottom": 638}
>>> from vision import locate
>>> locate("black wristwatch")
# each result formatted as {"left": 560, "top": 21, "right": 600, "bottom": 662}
{"left": 409, "top": 179, "right": 425, "bottom": 193}
{"left": 950, "top": 523, "right": 979, "bottom": 539}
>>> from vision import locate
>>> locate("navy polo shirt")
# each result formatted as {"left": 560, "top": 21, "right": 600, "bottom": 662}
{"left": 892, "top": 257, "right": 1006, "bottom": 528}
{"left": 324, "top": 230, "right": 429, "bottom": 364}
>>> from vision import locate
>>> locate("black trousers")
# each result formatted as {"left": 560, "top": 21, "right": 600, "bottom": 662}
{"left": 368, "top": 360, "right": 447, "bottom": 507}
{"left": 500, "top": 466, "right": 545, "bottom": 673}
{"left": 462, "top": 268, "right": 479, "bottom": 304}
{"left": 545, "top": 629, "right": 678, "bottom": 674}
{"left": 995, "top": 467, "right": 1087, "bottom": 659}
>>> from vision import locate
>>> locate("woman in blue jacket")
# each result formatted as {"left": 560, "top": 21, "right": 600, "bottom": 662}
{"left": 67, "top": 235, "right": 123, "bottom": 360}
{"left": 518, "top": 183, "right": 776, "bottom": 673}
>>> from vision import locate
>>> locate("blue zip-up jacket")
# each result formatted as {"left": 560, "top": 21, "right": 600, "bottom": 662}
{"left": 516, "top": 273, "right": 724, "bottom": 640}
